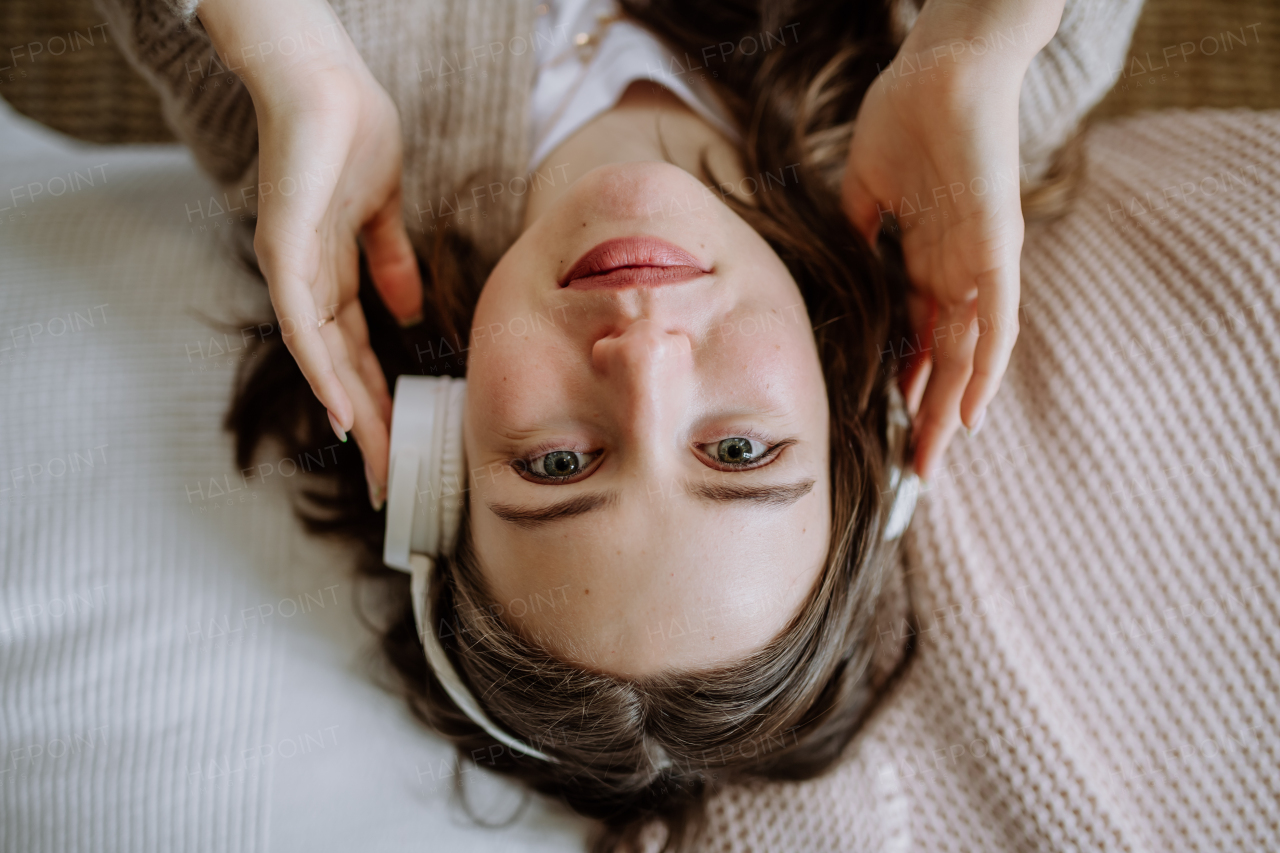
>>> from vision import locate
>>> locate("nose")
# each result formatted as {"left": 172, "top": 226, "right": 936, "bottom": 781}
{"left": 591, "top": 318, "right": 693, "bottom": 444}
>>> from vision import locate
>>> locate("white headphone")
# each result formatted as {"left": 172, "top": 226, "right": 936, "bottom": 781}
{"left": 381, "top": 375, "right": 553, "bottom": 762}
{"left": 882, "top": 381, "right": 920, "bottom": 540}
{"left": 380, "top": 375, "right": 919, "bottom": 764}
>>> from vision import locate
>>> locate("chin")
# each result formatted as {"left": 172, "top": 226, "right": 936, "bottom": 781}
{"left": 558, "top": 160, "right": 721, "bottom": 226}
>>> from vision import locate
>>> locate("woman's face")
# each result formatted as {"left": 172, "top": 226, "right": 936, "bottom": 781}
{"left": 463, "top": 162, "right": 830, "bottom": 677}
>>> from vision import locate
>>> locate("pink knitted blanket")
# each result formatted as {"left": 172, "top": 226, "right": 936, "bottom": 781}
{"left": 695, "top": 107, "right": 1280, "bottom": 852}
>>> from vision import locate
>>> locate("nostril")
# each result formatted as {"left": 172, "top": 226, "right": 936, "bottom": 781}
{"left": 591, "top": 318, "right": 695, "bottom": 366}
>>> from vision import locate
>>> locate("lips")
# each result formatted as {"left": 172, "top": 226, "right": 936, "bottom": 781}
{"left": 559, "top": 236, "right": 710, "bottom": 288}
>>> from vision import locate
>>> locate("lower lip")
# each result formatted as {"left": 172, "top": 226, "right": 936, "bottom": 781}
{"left": 559, "top": 237, "right": 710, "bottom": 288}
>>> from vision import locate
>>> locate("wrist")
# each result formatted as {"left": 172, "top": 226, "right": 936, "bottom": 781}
{"left": 196, "top": 0, "right": 363, "bottom": 105}
{"left": 897, "top": 0, "right": 1064, "bottom": 77}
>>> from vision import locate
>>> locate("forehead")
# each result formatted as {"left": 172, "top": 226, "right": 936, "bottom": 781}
{"left": 467, "top": 471, "right": 831, "bottom": 676}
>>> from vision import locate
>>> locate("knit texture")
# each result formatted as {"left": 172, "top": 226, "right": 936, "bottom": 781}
{"left": 0, "top": 122, "right": 288, "bottom": 853}
{"left": 91, "top": 0, "right": 538, "bottom": 264}
{"left": 690, "top": 107, "right": 1280, "bottom": 852}
{"left": 0, "top": 102, "right": 593, "bottom": 852}
{"left": 1017, "top": 0, "right": 1145, "bottom": 180}
{"left": 85, "top": 0, "right": 1136, "bottom": 264}
{"left": 89, "top": 0, "right": 256, "bottom": 184}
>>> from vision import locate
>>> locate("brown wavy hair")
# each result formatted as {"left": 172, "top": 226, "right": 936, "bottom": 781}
{"left": 224, "top": 0, "right": 930, "bottom": 849}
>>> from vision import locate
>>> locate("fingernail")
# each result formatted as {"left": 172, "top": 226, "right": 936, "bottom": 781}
{"left": 327, "top": 410, "right": 348, "bottom": 443}
{"left": 364, "top": 460, "right": 384, "bottom": 512}
{"left": 399, "top": 311, "right": 424, "bottom": 329}
{"left": 963, "top": 409, "right": 986, "bottom": 439}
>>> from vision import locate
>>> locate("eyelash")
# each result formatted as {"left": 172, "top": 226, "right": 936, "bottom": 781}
{"left": 510, "top": 441, "right": 600, "bottom": 484}
{"left": 510, "top": 433, "right": 793, "bottom": 483}
{"left": 700, "top": 435, "right": 794, "bottom": 472}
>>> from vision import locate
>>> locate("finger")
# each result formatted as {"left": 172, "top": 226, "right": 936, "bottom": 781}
{"left": 840, "top": 170, "right": 888, "bottom": 248}
{"left": 325, "top": 323, "right": 391, "bottom": 507}
{"left": 361, "top": 191, "right": 424, "bottom": 325}
{"left": 266, "top": 257, "right": 354, "bottom": 431}
{"left": 253, "top": 144, "right": 354, "bottom": 430}
{"left": 960, "top": 262, "right": 1021, "bottom": 432}
{"left": 358, "top": 341, "right": 392, "bottom": 426}
{"left": 902, "top": 357, "right": 932, "bottom": 419}
{"left": 337, "top": 298, "right": 393, "bottom": 426}
{"left": 349, "top": 390, "right": 390, "bottom": 512}
{"left": 897, "top": 293, "right": 936, "bottom": 418}
{"left": 910, "top": 299, "right": 978, "bottom": 481}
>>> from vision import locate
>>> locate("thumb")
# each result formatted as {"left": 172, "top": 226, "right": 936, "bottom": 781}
{"left": 840, "top": 169, "right": 887, "bottom": 248}
{"left": 360, "top": 192, "right": 424, "bottom": 325}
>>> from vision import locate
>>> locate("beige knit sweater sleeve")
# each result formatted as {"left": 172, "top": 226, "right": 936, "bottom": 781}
{"left": 92, "top": 0, "right": 538, "bottom": 265}
{"left": 91, "top": 0, "right": 257, "bottom": 186}
{"left": 1018, "top": 0, "right": 1146, "bottom": 180}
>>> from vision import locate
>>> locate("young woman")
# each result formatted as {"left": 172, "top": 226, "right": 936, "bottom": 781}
{"left": 98, "top": 0, "right": 1175, "bottom": 849}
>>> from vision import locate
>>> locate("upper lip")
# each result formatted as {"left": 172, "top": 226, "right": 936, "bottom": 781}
{"left": 559, "top": 236, "right": 711, "bottom": 288}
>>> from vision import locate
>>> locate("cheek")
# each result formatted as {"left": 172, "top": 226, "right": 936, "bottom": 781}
{"left": 468, "top": 274, "right": 582, "bottom": 394}
{"left": 466, "top": 352, "right": 542, "bottom": 427}
{"left": 706, "top": 329, "right": 824, "bottom": 394}
{"left": 464, "top": 332, "right": 585, "bottom": 457}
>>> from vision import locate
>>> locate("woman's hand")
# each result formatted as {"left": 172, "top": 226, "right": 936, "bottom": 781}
{"left": 198, "top": 0, "right": 423, "bottom": 509}
{"left": 842, "top": 0, "right": 1063, "bottom": 480}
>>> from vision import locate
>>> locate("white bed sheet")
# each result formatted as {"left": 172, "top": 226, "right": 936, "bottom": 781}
{"left": 0, "top": 98, "right": 590, "bottom": 853}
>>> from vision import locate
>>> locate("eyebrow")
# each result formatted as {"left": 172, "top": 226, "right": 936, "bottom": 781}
{"left": 487, "top": 491, "right": 621, "bottom": 529}
{"left": 688, "top": 479, "right": 815, "bottom": 505}
{"left": 486, "top": 479, "right": 815, "bottom": 529}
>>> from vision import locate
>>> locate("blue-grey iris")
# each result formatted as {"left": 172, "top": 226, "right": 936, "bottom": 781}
{"left": 542, "top": 450, "right": 580, "bottom": 477}
{"left": 716, "top": 437, "right": 756, "bottom": 464}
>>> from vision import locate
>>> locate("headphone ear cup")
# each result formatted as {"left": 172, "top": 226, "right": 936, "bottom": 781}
{"left": 384, "top": 375, "right": 468, "bottom": 566}
{"left": 438, "top": 378, "right": 467, "bottom": 557}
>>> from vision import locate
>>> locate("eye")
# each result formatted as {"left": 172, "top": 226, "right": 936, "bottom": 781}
{"left": 516, "top": 449, "right": 599, "bottom": 482}
{"left": 697, "top": 436, "right": 789, "bottom": 470}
